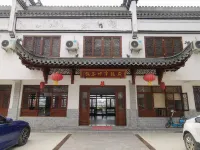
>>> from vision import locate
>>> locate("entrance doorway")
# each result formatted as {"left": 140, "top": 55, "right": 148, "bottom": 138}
{"left": 90, "top": 87, "right": 116, "bottom": 126}
{"left": 79, "top": 86, "right": 126, "bottom": 126}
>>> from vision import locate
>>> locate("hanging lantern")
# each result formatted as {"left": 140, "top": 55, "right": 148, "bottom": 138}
{"left": 143, "top": 73, "right": 156, "bottom": 86}
{"left": 100, "top": 81, "right": 105, "bottom": 86}
{"left": 40, "top": 82, "right": 45, "bottom": 90}
{"left": 51, "top": 72, "right": 63, "bottom": 85}
{"left": 160, "top": 82, "right": 166, "bottom": 90}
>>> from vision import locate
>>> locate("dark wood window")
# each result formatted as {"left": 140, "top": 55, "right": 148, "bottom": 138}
{"left": 137, "top": 86, "right": 188, "bottom": 117}
{"left": 193, "top": 86, "right": 200, "bottom": 112}
{"left": 23, "top": 36, "right": 61, "bottom": 57}
{"left": 84, "top": 36, "right": 122, "bottom": 57}
{"left": 21, "top": 85, "right": 68, "bottom": 117}
{"left": 0, "top": 85, "right": 12, "bottom": 116}
{"left": 145, "top": 37, "right": 183, "bottom": 58}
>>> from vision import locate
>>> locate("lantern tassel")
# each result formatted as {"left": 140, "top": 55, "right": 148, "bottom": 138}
{"left": 53, "top": 81, "right": 58, "bottom": 85}
{"left": 148, "top": 81, "right": 152, "bottom": 86}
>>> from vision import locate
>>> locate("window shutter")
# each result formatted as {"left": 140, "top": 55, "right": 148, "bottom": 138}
{"left": 182, "top": 93, "right": 189, "bottom": 111}
{"left": 84, "top": 37, "right": 93, "bottom": 56}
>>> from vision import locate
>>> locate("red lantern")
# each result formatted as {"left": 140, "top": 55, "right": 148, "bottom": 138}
{"left": 51, "top": 72, "right": 63, "bottom": 85}
{"left": 40, "top": 82, "right": 45, "bottom": 90}
{"left": 143, "top": 73, "right": 156, "bottom": 86}
{"left": 160, "top": 82, "right": 166, "bottom": 90}
{"left": 100, "top": 81, "right": 105, "bottom": 86}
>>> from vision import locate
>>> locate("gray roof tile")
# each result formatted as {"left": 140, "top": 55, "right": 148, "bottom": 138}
{"left": 15, "top": 41, "right": 193, "bottom": 71}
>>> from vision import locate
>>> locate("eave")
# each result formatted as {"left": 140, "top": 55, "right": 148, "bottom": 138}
{"left": 15, "top": 41, "right": 193, "bottom": 71}
{"left": 13, "top": 41, "right": 193, "bottom": 84}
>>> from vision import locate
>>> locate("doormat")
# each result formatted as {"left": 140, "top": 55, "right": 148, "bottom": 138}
{"left": 92, "top": 126, "right": 113, "bottom": 130}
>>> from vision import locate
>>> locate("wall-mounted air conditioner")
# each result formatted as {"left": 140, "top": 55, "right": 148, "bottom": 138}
{"left": 1, "top": 39, "right": 16, "bottom": 52}
{"left": 66, "top": 40, "right": 79, "bottom": 52}
{"left": 192, "top": 40, "right": 200, "bottom": 53}
{"left": 129, "top": 39, "right": 143, "bottom": 53}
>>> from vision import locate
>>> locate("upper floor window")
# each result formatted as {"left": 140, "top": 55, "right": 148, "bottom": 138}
{"left": 145, "top": 37, "right": 183, "bottom": 58}
{"left": 84, "top": 36, "right": 122, "bottom": 57}
{"left": 23, "top": 36, "right": 61, "bottom": 57}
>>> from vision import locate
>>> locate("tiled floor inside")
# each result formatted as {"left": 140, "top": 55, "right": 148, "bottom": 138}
{"left": 90, "top": 116, "right": 115, "bottom": 126}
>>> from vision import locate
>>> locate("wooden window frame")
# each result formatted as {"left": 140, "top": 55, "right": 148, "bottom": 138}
{"left": 83, "top": 36, "right": 122, "bottom": 58}
{"left": 137, "top": 86, "right": 185, "bottom": 117}
{"left": 20, "top": 85, "right": 68, "bottom": 117}
{"left": 23, "top": 35, "right": 61, "bottom": 57}
{"left": 145, "top": 37, "right": 183, "bottom": 58}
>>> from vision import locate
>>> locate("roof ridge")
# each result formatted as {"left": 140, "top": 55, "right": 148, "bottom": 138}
{"left": 137, "top": 6, "right": 200, "bottom": 8}
{"left": 39, "top": 5, "right": 122, "bottom": 7}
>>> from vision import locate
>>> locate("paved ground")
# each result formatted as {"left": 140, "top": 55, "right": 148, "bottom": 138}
{"left": 60, "top": 132, "right": 149, "bottom": 150}
{"left": 9, "top": 133, "right": 67, "bottom": 150}
{"left": 8, "top": 131, "right": 186, "bottom": 150}
{"left": 139, "top": 131, "right": 186, "bottom": 150}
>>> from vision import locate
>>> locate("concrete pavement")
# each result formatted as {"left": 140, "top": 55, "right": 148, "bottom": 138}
{"left": 8, "top": 130, "right": 186, "bottom": 150}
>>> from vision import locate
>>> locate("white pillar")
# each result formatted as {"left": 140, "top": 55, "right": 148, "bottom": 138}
{"left": 129, "top": 0, "right": 138, "bottom": 38}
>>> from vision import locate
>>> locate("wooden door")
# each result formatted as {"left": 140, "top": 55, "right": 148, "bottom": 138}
{"left": 115, "top": 86, "right": 126, "bottom": 126}
{"left": 79, "top": 86, "right": 90, "bottom": 126}
{"left": 0, "top": 91, "right": 10, "bottom": 116}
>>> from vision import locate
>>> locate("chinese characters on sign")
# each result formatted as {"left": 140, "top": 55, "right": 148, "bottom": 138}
{"left": 80, "top": 69, "right": 127, "bottom": 78}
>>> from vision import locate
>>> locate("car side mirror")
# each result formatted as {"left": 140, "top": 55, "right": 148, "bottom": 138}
{"left": 195, "top": 117, "right": 200, "bottom": 123}
{"left": 6, "top": 118, "right": 13, "bottom": 124}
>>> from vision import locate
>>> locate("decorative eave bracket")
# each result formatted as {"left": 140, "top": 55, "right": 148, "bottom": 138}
{"left": 71, "top": 69, "right": 75, "bottom": 84}
{"left": 156, "top": 69, "right": 164, "bottom": 85}
{"left": 42, "top": 68, "right": 50, "bottom": 84}
{"left": 131, "top": 68, "right": 136, "bottom": 84}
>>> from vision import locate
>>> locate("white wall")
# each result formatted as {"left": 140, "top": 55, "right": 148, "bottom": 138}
{"left": 16, "top": 18, "right": 132, "bottom": 31}
{"left": 138, "top": 20, "right": 200, "bottom": 31}
{"left": 0, "top": 18, "right": 9, "bottom": 30}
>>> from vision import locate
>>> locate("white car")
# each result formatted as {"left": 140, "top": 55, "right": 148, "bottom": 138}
{"left": 183, "top": 115, "right": 200, "bottom": 150}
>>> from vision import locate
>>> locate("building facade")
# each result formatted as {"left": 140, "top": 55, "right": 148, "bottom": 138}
{"left": 0, "top": 0, "right": 200, "bottom": 130}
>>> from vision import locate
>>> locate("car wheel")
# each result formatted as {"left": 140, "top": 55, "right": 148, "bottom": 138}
{"left": 18, "top": 127, "right": 30, "bottom": 146}
{"left": 165, "top": 122, "right": 171, "bottom": 128}
{"left": 184, "top": 133, "right": 198, "bottom": 150}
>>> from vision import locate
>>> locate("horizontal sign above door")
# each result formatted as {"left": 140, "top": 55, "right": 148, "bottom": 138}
{"left": 80, "top": 69, "right": 127, "bottom": 78}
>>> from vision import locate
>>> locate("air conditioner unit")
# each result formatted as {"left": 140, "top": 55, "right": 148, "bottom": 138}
{"left": 129, "top": 39, "right": 143, "bottom": 53}
{"left": 1, "top": 39, "right": 16, "bottom": 52}
{"left": 192, "top": 40, "right": 200, "bottom": 53}
{"left": 66, "top": 40, "right": 79, "bottom": 52}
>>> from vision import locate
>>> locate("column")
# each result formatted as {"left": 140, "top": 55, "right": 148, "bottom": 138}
{"left": 7, "top": 80, "right": 22, "bottom": 120}
{"left": 128, "top": 82, "right": 138, "bottom": 129}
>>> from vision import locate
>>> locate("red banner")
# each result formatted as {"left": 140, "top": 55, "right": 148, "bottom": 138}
{"left": 80, "top": 69, "right": 127, "bottom": 78}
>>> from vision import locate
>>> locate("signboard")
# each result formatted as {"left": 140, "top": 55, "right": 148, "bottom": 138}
{"left": 80, "top": 69, "right": 127, "bottom": 78}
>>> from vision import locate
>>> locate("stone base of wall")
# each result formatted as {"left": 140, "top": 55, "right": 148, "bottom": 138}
{"left": 19, "top": 109, "right": 79, "bottom": 130}
{"left": 137, "top": 117, "right": 181, "bottom": 129}
{"left": 185, "top": 110, "right": 200, "bottom": 118}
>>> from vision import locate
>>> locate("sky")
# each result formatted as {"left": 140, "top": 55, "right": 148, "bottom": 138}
{"left": 1, "top": 0, "right": 200, "bottom": 6}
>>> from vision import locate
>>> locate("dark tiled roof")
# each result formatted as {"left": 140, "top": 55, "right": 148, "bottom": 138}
{"left": 0, "top": 10, "right": 10, "bottom": 17}
{"left": 16, "top": 10, "right": 132, "bottom": 18}
{"left": 15, "top": 41, "right": 193, "bottom": 71}
{"left": 137, "top": 6, "right": 200, "bottom": 19}
{"left": 17, "top": 0, "right": 27, "bottom": 10}
{"left": 13, "top": 6, "right": 200, "bottom": 19}
{"left": 29, "top": 0, "right": 36, "bottom": 6}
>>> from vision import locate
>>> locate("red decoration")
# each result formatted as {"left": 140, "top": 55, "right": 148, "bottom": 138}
{"left": 100, "top": 81, "right": 105, "bottom": 86}
{"left": 160, "top": 82, "right": 166, "bottom": 90}
{"left": 51, "top": 72, "right": 63, "bottom": 85}
{"left": 40, "top": 82, "right": 45, "bottom": 90}
{"left": 143, "top": 73, "right": 156, "bottom": 86}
